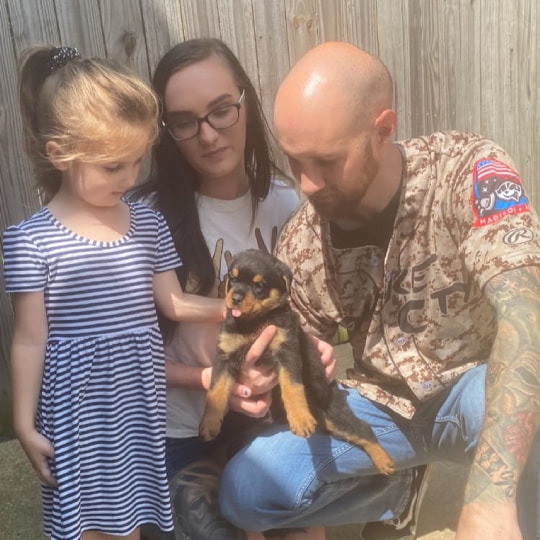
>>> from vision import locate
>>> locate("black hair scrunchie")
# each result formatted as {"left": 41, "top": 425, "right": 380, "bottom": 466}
{"left": 47, "top": 46, "right": 81, "bottom": 74}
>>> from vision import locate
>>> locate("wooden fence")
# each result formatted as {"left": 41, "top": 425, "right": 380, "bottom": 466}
{"left": 0, "top": 0, "right": 538, "bottom": 435}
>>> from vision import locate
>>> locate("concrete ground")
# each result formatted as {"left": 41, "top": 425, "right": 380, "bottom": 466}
{"left": 327, "top": 460, "right": 467, "bottom": 539}
{"left": 0, "top": 343, "right": 468, "bottom": 539}
{"left": 0, "top": 437, "right": 466, "bottom": 539}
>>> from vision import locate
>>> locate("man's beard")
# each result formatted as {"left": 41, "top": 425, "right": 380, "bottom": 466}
{"left": 309, "top": 143, "right": 378, "bottom": 222}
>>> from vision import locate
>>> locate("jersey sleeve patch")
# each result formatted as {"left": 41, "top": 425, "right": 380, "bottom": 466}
{"left": 471, "top": 158, "right": 529, "bottom": 227}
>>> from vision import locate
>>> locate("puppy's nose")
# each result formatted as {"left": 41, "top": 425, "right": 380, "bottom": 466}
{"left": 231, "top": 291, "right": 244, "bottom": 305}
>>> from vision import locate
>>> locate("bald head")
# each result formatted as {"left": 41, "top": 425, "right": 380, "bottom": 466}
{"left": 274, "top": 42, "right": 400, "bottom": 222}
{"left": 275, "top": 41, "right": 393, "bottom": 136}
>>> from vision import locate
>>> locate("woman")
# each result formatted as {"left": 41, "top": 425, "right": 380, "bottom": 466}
{"left": 134, "top": 39, "right": 330, "bottom": 540}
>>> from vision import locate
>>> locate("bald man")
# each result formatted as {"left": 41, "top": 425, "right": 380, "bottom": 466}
{"left": 220, "top": 42, "right": 540, "bottom": 540}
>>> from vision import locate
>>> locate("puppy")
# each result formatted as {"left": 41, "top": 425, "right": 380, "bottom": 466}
{"left": 199, "top": 249, "right": 394, "bottom": 475}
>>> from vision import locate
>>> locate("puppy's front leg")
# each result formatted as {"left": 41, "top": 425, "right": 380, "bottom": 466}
{"left": 272, "top": 328, "right": 317, "bottom": 437}
{"left": 279, "top": 367, "right": 317, "bottom": 437}
{"left": 199, "top": 360, "right": 235, "bottom": 441}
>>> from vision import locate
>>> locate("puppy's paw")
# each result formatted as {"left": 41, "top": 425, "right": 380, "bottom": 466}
{"left": 199, "top": 417, "right": 222, "bottom": 441}
{"left": 288, "top": 412, "right": 317, "bottom": 438}
{"left": 369, "top": 446, "right": 395, "bottom": 476}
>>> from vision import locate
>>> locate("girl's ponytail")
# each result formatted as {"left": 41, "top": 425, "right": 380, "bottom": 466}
{"left": 17, "top": 46, "right": 73, "bottom": 202}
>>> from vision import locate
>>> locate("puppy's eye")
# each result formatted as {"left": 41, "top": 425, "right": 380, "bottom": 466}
{"left": 254, "top": 282, "right": 264, "bottom": 293}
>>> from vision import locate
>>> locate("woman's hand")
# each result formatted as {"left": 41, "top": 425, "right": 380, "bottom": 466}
{"left": 18, "top": 429, "right": 57, "bottom": 488}
{"left": 228, "top": 325, "right": 279, "bottom": 417}
{"left": 227, "top": 327, "right": 336, "bottom": 418}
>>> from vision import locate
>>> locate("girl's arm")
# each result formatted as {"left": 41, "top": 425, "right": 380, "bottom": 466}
{"left": 10, "top": 291, "right": 57, "bottom": 487}
{"left": 153, "top": 270, "right": 225, "bottom": 322}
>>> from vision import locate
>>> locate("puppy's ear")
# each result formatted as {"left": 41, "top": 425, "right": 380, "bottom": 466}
{"left": 282, "top": 273, "right": 290, "bottom": 292}
{"left": 225, "top": 265, "right": 239, "bottom": 293}
{"left": 274, "top": 258, "right": 293, "bottom": 293}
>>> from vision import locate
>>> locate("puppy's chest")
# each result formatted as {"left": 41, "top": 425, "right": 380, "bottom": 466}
{"left": 218, "top": 326, "right": 261, "bottom": 356}
{"left": 218, "top": 311, "right": 298, "bottom": 364}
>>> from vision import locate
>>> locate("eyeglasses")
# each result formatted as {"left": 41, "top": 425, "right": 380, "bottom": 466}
{"left": 162, "top": 89, "right": 246, "bottom": 142}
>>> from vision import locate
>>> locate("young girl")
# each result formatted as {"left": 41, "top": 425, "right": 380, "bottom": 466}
{"left": 133, "top": 38, "right": 332, "bottom": 540}
{"left": 2, "top": 45, "right": 224, "bottom": 540}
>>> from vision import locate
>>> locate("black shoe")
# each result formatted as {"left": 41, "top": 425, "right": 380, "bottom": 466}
{"left": 361, "top": 465, "right": 431, "bottom": 540}
{"left": 169, "top": 458, "right": 246, "bottom": 540}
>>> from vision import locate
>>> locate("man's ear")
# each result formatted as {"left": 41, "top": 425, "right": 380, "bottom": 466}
{"left": 45, "top": 141, "right": 70, "bottom": 171}
{"left": 373, "top": 109, "right": 397, "bottom": 145}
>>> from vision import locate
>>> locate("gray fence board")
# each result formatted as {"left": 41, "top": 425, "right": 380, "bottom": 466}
{"left": 0, "top": 0, "right": 538, "bottom": 435}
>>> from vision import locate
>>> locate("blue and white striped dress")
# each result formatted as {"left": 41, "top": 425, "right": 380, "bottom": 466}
{"left": 3, "top": 201, "right": 177, "bottom": 539}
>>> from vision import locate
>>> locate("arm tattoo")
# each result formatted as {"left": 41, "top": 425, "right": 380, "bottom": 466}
{"left": 464, "top": 265, "right": 540, "bottom": 505}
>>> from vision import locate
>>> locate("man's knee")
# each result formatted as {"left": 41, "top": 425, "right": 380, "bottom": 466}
{"left": 219, "top": 440, "right": 302, "bottom": 531}
{"left": 219, "top": 451, "right": 266, "bottom": 529}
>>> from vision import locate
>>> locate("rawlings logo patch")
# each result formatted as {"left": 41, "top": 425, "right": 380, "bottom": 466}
{"left": 503, "top": 228, "right": 534, "bottom": 246}
{"left": 472, "top": 158, "right": 529, "bottom": 227}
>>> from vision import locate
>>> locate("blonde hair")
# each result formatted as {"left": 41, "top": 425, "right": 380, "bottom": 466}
{"left": 18, "top": 45, "right": 160, "bottom": 202}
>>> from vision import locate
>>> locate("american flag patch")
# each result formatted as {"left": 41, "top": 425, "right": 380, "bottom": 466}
{"left": 471, "top": 158, "right": 528, "bottom": 227}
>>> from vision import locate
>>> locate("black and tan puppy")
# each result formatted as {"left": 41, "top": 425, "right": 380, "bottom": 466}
{"left": 199, "top": 249, "right": 394, "bottom": 475}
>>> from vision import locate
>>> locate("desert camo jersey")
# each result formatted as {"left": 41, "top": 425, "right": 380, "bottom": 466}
{"left": 275, "top": 131, "right": 540, "bottom": 419}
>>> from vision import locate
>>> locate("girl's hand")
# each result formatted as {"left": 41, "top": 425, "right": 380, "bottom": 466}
{"left": 229, "top": 325, "right": 279, "bottom": 417}
{"left": 18, "top": 429, "right": 57, "bottom": 488}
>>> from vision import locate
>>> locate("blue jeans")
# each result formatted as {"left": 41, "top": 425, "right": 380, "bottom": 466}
{"left": 220, "top": 365, "right": 540, "bottom": 537}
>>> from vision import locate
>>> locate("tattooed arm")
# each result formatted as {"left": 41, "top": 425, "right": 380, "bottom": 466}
{"left": 456, "top": 265, "right": 540, "bottom": 540}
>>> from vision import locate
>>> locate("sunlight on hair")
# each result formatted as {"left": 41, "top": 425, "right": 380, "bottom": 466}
{"left": 18, "top": 46, "right": 159, "bottom": 201}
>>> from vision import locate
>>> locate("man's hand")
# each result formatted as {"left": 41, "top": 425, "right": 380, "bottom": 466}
{"left": 456, "top": 500, "right": 522, "bottom": 540}
{"left": 311, "top": 335, "right": 336, "bottom": 381}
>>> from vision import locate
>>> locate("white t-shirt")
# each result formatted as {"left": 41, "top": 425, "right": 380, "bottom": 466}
{"left": 165, "top": 180, "right": 299, "bottom": 438}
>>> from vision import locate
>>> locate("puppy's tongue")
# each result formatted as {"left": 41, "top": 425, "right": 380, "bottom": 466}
{"left": 231, "top": 309, "right": 242, "bottom": 318}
